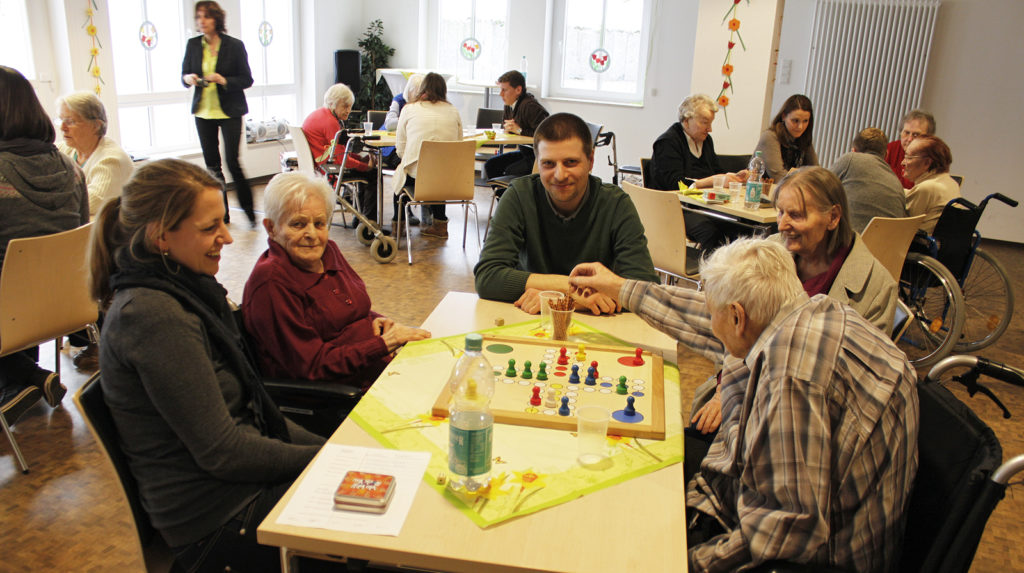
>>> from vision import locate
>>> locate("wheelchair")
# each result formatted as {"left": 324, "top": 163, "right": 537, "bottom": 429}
{"left": 895, "top": 193, "right": 1017, "bottom": 367}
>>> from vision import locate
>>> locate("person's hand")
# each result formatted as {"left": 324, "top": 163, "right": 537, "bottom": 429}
{"left": 183, "top": 74, "right": 200, "bottom": 86}
{"left": 691, "top": 389, "right": 722, "bottom": 434}
{"left": 570, "top": 287, "right": 621, "bottom": 315}
{"left": 204, "top": 72, "right": 226, "bottom": 86}
{"left": 726, "top": 172, "right": 746, "bottom": 184}
{"left": 568, "top": 262, "right": 626, "bottom": 301}
{"left": 503, "top": 119, "right": 521, "bottom": 134}
{"left": 380, "top": 322, "right": 431, "bottom": 352}
{"left": 372, "top": 316, "right": 395, "bottom": 336}
{"left": 514, "top": 288, "right": 544, "bottom": 314}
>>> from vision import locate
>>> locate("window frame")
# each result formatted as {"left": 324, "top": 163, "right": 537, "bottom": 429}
{"left": 435, "top": 0, "right": 511, "bottom": 88}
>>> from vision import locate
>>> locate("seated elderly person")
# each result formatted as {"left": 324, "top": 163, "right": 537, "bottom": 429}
{"left": 829, "top": 127, "right": 907, "bottom": 232}
{"left": 301, "top": 83, "right": 382, "bottom": 222}
{"left": 688, "top": 166, "right": 896, "bottom": 437}
{"left": 902, "top": 134, "right": 960, "bottom": 234}
{"left": 242, "top": 172, "right": 430, "bottom": 389}
{"left": 649, "top": 94, "right": 748, "bottom": 252}
{"left": 56, "top": 91, "right": 133, "bottom": 216}
{"left": 569, "top": 238, "right": 919, "bottom": 572}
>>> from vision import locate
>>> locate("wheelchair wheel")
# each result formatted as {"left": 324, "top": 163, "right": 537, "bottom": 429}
{"left": 897, "top": 253, "right": 965, "bottom": 368}
{"left": 955, "top": 247, "right": 1014, "bottom": 352}
{"left": 355, "top": 222, "right": 375, "bottom": 247}
{"left": 370, "top": 236, "right": 397, "bottom": 264}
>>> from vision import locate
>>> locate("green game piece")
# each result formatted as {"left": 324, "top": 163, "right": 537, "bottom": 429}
{"left": 521, "top": 360, "right": 533, "bottom": 379}
{"left": 536, "top": 362, "right": 548, "bottom": 381}
{"left": 505, "top": 358, "right": 517, "bottom": 377}
{"left": 616, "top": 375, "right": 628, "bottom": 395}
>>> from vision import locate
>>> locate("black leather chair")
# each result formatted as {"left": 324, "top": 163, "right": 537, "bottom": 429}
{"left": 74, "top": 373, "right": 182, "bottom": 573}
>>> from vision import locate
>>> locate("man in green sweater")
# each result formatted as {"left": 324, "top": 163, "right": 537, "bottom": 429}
{"left": 474, "top": 112, "right": 658, "bottom": 315}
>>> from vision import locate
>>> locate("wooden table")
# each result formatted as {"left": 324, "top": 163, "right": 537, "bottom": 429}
{"left": 258, "top": 292, "right": 687, "bottom": 573}
{"left": 678, "top": 192, "right": 778, "bottom": 231}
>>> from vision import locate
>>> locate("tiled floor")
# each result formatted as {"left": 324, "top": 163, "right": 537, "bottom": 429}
{"left": 3, "top": 182, "right": 1023, "bottom": 571}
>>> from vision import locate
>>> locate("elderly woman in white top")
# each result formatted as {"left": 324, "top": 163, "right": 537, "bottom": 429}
{"left": 391, "top": 72, "right": 462, "bottom": 239}
{"left": 902, "top": 134, "right": 960, "bottom": 234}
{"left": 56, "top": 91, "right": 134, "bottom": 216}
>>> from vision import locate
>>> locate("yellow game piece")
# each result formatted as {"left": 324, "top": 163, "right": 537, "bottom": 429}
{"left": 576, "top": 343, "right": 586, "bottom": 362}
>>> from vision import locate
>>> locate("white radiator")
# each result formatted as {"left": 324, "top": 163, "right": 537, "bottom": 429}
{"left": 805, "top": 0, "right": 941, "bottom": 166}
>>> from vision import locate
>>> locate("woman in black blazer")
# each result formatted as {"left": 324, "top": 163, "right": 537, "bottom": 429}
{"left": 181, "top": 1, "right": 256, "bottom": 226}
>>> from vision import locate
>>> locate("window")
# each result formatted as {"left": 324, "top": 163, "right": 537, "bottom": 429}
{"left": 1, "top": 0, "right": 36, "bottom": 79}
{"left": 437, "top": 0, "right": 509, "bottom": 85}
{"left": 108, "top": 0, "right": 192, "bottom": 153}
{"left": 240, "top": 0, "right": 298, "bottom": 124}
{"left": 546, "top": 0, "right": 651, "bottom": 104}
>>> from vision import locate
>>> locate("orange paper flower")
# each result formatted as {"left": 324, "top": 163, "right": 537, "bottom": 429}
{"left": 722, "top": 64, "right": 734, "bottom": 76}
{"left": 728, "top": 19, "right": 741, "bottom": 31}
{"left": 718, "top": 95, "right": 730, "bottom": 107}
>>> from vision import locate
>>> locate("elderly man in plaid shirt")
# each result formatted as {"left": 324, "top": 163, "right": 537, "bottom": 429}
{"left": 570, "top": 238, "right": 918, "bottom": 573}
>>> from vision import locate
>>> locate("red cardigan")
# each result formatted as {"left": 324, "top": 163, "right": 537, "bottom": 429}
{"left": 300, "top": 107, "right": 370, "bottom": 170}
{"left": 242, "top": 239, "right": 388, "bottom": 388}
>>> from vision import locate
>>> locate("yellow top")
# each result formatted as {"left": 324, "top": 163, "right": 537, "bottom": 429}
{"left": 195, "top": 36, "right": 229, "bottom": 120}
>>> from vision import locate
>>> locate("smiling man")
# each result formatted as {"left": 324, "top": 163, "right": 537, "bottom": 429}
{"left": 474, "top": 113, "right": 658, "bottom": 315}
{"left": 884, "top": 109, "right": 936, "bottom": 189}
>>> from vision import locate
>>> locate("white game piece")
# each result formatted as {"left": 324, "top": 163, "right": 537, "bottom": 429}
{"left": 544, "top": 387, "right": 557, "bottom": 408}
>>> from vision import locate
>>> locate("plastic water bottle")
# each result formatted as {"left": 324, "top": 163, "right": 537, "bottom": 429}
{"left": 519, "top": 56, "right": 528, "bottom": 82}
{"left": 745, "top": 151, "right": 765, "bottom": 209}
{"left": 447, "top": 333, "right": 495, "bottom": 493}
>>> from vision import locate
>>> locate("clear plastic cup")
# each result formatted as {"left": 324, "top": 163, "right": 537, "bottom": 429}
{"left": 362, "top": 121, "right": 374, "bottom": 134}
{"left": 577, "top": 406, "right": 610, "bottom": 466}
{"left": 538, "top": 291, "right": 565, "bottom": 334}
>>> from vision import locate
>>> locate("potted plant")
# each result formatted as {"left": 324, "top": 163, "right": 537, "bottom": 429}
{"left": 356, "top": 19, "right": 395, "bottom": 116}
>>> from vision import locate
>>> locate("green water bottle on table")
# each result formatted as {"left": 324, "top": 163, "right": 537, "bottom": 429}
{"left": 448, "top": 333, "right": 495, "bottom": 494}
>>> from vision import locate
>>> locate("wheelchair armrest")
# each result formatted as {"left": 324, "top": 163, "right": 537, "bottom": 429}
{"left": 262, "top": 378, "right": 363, "bottom": 400}
{"left": 748, "top": 560, "right": 849, "bottom": 573}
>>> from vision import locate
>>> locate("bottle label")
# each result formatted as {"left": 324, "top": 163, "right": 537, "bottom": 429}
{"left": 745, "top": 181, "right": 763, "bottom": 205}
{"left": 449, "top": 426, "right": 493, "bottom": 477}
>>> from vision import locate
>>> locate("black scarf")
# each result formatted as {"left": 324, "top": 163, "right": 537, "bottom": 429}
{"left": 109, "top": 251, "right": 290, "bottom": 442}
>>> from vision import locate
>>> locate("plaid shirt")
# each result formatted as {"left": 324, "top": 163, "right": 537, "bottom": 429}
{"left": 621, "top": 282, "right": 919, "bottom": 572}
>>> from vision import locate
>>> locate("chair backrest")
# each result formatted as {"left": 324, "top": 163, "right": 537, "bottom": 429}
{"left": 586, "top": 122, "right": 603, "bottom": 146}
{"left": 718, "top": 154, "right": 751, "bottom": 174}
{"left": 900, "top": 381, "right": 1003, "bottom": 573}
{"left": 475, "top": 108, "right": 504, "bottom": 129}
{"left": 288, "top": 126, "right": 317, "bottom": 175}
{"left": 950, "top": 174, "right": 964, "bottom": 187}
{"left": 861, "top": 214, "right": 927, "bottom": 280}
{"left": 0, "top": 224, "right": 97, "bottom": 356}
{"left": 411, "top": 140, "right": 478, "bottom": 202}
{"left": 932, "top": 198, "right": 984, "bottom": 278}
{"left": 639, "top": 158, "right": 654, "bottom": 188}
{"left": 367, "top": 110, "right": 388, "bottom": 130}
{"left": 622, "top": 181, "right": 693, "bottom": 280}
{"left": 73, "top": 373, "right": 161, "bottom": 557}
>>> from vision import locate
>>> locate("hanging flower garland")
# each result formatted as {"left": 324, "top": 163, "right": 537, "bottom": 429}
{"left": 84, "top": 0, "right": 105, "bottom": 94}
{"left": 717, "top": 0, "right": 749, "bottom": 127}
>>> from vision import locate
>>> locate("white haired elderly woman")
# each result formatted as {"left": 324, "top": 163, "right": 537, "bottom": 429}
{"left": 384, "top": 73, "right": 424, "bottom": 132}
{"left": 56, "top": 91, "right": 133, "bottom": 216}
{"left": 568, "top": 238, "right": 917, "bottom": 572}
{"left": 242, "top": 172, "right": 429, "bottom": 391}
{"left": 649, "top": 94, "right": 748, "bottom": 251}
{"left": 301, "top": 82, "right": 380, "bottom": 221}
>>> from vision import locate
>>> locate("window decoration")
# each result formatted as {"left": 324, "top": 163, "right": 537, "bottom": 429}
{"left": 258, "top": 21, "right": 273, "bottom": 47}
{"left": 460, "top": 37, "right": 482, "bottom": 60}
{"left": 84, "top": 0, "right": 104, "bottom": 94}
{"left": 139, "top": 20, "right": 157, "bottom": 50}
{"left": 716, "top": 0, "right": 748, "bottom": 126}
{"left": 589, "top": 48, "right": 610, "bottom": 73}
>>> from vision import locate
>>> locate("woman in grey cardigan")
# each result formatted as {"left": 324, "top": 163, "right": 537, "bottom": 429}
{"left": 90, "top": 159, "right": 324, "bottom": 572}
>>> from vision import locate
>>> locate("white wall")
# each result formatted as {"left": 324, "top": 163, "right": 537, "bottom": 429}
{"left": 773, "top": 0, "right": 1024, "bottom": 243}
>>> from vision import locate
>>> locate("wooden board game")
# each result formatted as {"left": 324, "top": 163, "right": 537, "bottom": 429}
{"left": 431, "top": 334, "right": 665, "bottom": 439}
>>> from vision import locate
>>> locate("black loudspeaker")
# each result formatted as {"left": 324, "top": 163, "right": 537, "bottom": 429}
{"left": 334, "top": 50, "right": 361, "bottom": 92}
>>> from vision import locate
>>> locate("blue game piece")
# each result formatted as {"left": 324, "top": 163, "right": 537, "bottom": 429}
{"left": 569, "top": 364, "right": 581, "bottom": 384}
{"left": 624, "top": 396, "right": 636, "bottom": 416}
{"left": 558, "top": 396, "right": 571, "bottom": 416}
{"left": 584, "top": 365, "right": 596, "bottom": 385}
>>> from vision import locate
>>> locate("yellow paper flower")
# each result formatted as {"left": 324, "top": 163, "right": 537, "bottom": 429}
{"left": 722, "top": 64, "right": 734, "bottom": 76}
{"left": 90, "top": 47, "right": 99, "bottom": 56}
{"left": 511, "top": 469, "right": 547, "bottom": 489}
{"left": 606, "top": 434, "right": 632, "bottom": 447}
{"left": 86, "top": 8, "right": 93, "bottom": 17}
{"left": 87, "top": 24, "right": 97, "bottom": 36}
{"left": 718, "top": 95, "right": 730, "bottom": 107}
{"left": 91, "top": 66, "right": 102, "bottom": 77}
{"left": 93, "top": 85, "right": 102, "bottom": 95}
{"left": 728, "top": 19, "right": 741, "bottom": 31}
{"left": 477, "top": 472, "right": 511, "bottom": 500}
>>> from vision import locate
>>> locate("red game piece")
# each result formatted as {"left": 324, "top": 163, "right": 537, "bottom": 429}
{"left": 530, "top": 386, "right": 542, "bottom": 406}
{"left": 557, "top": 347, "right": 569, "bottom": 365}
{"left": 633, "top": 348, "right": 644, "bottom": 366}
{"left": 590, "top": 360, "right": 599, "bottom": 378}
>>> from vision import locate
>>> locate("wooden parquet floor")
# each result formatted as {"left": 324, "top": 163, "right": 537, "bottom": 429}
{"left": 2, "top": 184, "right": 1023, "bottom": 572}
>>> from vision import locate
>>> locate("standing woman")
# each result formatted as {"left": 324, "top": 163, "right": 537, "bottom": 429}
{"left": 181, "top": 0, "right": 256, "bottom": 227}
{"left": 755, "top": 94, "right": 819, "bottom": 182}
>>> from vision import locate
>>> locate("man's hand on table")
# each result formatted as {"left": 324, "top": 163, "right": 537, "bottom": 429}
{"left": 503, "top": 119, "right": 522, "bottom": 135}
{"left": 514, "top": 288, "right": 546, "bottom": 314}
{"left": 516, "top": 285, "right": 620, "bottom": 316}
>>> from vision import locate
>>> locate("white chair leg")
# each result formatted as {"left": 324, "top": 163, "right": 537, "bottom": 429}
{"left": 472, "top": 203, "right": 481, "bottom": 247}
{"left": 0, "top": 406, "right": 29, "bottom": 473}
{"left": 405, "top": 198, "right": 414, "bottom": 265}
{"left": 462, "top": 203, "right": 469, "bottom": 249}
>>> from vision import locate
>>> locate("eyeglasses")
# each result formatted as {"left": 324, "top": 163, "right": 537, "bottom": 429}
{"left": 58, "top": 117, "right": 80, "bottom": 127}
{"left": 904, "top": 155, "right": 924, "bottom": 160}
{"left": 901, "top": 130, "right": 925, "bottom": 139}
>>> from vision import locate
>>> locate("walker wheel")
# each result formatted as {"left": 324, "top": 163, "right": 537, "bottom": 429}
{"left": 370, "top": 236, "right": 397, "bottom": 264}
{"left": 355, "top": 222, "right": 375, "bottom": 247}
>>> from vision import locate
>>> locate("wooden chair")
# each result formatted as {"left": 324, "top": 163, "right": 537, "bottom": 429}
{"left": 397, "top": 140, "right": 480, "bottom": 264}
{"left": 622, "top": 181, "right": 701, "bottom": 286}
{"left": 74, "top": 373, "right": 181, "bottom": 573}
{"left": 861, "top": 214, "right": 927, "bottom": 280}
{"left": 0, "top": 223, "right": 98, "bottom": 473}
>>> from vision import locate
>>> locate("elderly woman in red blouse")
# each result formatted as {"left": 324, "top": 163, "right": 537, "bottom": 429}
{"left": 242, "top": 172, "right": 429, "bottom": 388}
